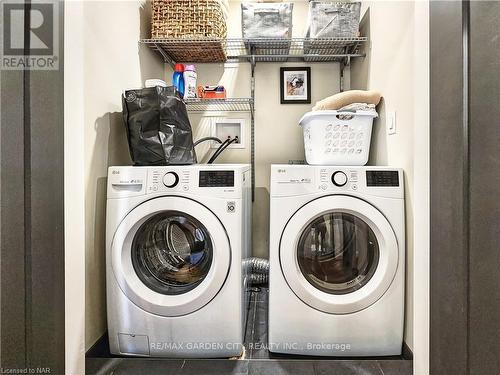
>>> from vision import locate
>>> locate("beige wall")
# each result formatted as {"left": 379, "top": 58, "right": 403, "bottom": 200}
{"left": 82, "top": 1, "right": 164, "bottom": 350}
{"left": 412, "top": 1, "right": 430, "bottom": 373}
{"left": 351, "top": 1, "right": 422, "bottom": 353}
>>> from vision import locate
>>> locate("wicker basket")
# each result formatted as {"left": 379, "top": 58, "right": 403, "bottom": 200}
{"left": 151, "top": 0, "right": 228, "bottom": 62}
{"left": 152, "top": 0, "right": 227, "bottom": 39}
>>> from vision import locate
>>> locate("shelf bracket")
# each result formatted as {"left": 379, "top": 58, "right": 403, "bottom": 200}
{"left": 339, "top": 55, "right": 351, "bottom": 92}
{"left": 153, "top": 42, "right": 175, "bottom": 68}
{"left": 340, "top": 60, "right": 345, "bottom": 92}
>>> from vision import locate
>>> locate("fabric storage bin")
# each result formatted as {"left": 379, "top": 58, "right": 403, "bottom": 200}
{"left": 242, "top": 2, "right": 293, "bottom": 39}
{"left": 299, "top": 110, "right": 378, "bottom": 166}
{"left": 307, "top": 1, "right": 361, "bottom": 39}
{"left": 241, "top": 2, "right": 293, "bottom": 54}
{"left": 151, "top": 0, "right": 228, "bottom": 62}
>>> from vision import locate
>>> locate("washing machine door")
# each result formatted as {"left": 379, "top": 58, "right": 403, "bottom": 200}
{"left": 111, "top": 196, "right": 230, "bottom": 317}
{"left": 280, "top": 195, "right": 399, "bottom": 314}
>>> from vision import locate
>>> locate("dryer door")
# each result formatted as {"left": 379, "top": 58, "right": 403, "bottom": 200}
{"left": 280, "top": 195, "right": 399, "bottom": 314}
{"left": 111, "top": 196, "right": 231, "bottom": 316}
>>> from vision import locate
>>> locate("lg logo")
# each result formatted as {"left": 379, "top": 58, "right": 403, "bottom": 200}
{"left": 227, "top": 202, "right": 236, "bottom": 213}
{"left": 1, "top": 0, "right": 59, "bottom": 70}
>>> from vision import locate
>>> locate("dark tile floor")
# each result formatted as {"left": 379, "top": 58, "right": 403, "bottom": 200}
{"left": 86, "top": 287, "right": 413, "bottom": 375}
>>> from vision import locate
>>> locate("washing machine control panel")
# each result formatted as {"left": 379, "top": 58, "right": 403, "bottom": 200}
{"left": 199, "top": 170, "right": 235, "bottom": 187}
{"left": 331, "top": 171, "right": 348, "bottom": 187}
{"left": 318, "top": 168, "right": 360, "bottom": 192}
{"left": 366, "top": 170, "right": 400, "bottom": 187}
{"left": 144, "top": 167, "right": 244, "bottom": 198}
{"left": 162, "top": 172, "right": 179, "bottom": 188}
{"left": 148, "top": 169, "right": 191, "bottom": 193}
{"left": 108, "top": 166, "right": 247, "bottom": 199}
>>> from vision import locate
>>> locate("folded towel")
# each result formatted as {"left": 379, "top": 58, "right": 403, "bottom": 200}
{"left": 339, "top": 103, "right": 377, "bottom": 112}
{"left": 313, "top": 90, "right": 382, "bottom": 111}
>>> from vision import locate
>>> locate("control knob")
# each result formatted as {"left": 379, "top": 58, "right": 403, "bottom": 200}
{"left": 332, "top": 171, "right": 348, "bottom": 187}
{"left": 163, "top": 172, "right": 179, "bottom": 188}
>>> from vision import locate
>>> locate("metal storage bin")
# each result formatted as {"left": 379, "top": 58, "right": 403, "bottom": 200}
{"left": 241, "top": 2, "right": 293, "bottom": 55}
{"left": 307, "top": 1, "right": 361, "bottom": 39}
{"left": 241, "top": 2, "right": 293, "bottom": 39}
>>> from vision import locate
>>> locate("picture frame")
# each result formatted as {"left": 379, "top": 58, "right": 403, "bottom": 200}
{"left": 280, "top": 67, "right": 311, "bottom": 104}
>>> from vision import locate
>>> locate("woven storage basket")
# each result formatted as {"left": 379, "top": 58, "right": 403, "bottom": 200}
{"left": 151, "top": 0, "right": 227, "bottom": 62}
{"left": 151, "top": 0, "right": 228, "bottom": 62}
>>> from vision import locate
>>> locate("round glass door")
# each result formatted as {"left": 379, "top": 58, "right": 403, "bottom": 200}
{"left": 132, "top": 211, "right": 213, "bottom": 295}
{"left": 297, "top": 212, "right": 379, "bottom": 295}
{"left": 279, "top": 195, "right": 399, "bottom": 314}
{"left": 111, "top": 196, "right": 231, "bottom": 317}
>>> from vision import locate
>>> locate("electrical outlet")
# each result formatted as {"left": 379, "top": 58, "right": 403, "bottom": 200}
{"left": 387, "top": 111, "right": 397, "bottom": 135}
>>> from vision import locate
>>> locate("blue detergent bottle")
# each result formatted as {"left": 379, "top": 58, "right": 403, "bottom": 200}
{"left": 172, "top": 64, "right": 185, "bottom": 97}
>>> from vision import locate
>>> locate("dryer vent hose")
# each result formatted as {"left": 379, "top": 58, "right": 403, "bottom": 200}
{"left": 248, "top": 273, "right": 268, "bottom": 286}
{"left": 243, "top": 257, "right": 269, "bottom": 286}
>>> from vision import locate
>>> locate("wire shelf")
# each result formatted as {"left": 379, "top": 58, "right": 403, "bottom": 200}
{"left": 141, "top": 37, "right": 367, "bottom": 64}
{"left": 184, "top": 98, "right": 253, "bottom": 112}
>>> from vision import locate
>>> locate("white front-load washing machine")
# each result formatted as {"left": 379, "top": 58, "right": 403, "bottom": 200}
{"left": 106, "top": 164, "right": 251, "bottom": 358}
{"left": 269, "top": 165, "right": 405, "bottom": 356}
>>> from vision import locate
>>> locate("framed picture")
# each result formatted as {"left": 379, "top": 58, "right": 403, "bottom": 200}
{"left": 280, "top": 67, "right": 311, "bottom": 104}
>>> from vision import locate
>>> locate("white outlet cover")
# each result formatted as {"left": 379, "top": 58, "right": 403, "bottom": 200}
{"left": 210, "top": 117, "right": 246, "bottom": 149}
{"left": 387, "top": 111, "right": 397, "bottom": 135}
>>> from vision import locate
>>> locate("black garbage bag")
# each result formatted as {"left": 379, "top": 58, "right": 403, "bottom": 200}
{"left": 122, "top": 86, "right": 197, "bottom": 165}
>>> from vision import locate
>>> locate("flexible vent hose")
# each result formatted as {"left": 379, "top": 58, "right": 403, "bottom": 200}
{"left": 243, "top": 257, "right": 269, "bottom": 286}
{"left": 248, "top": 273, "right": 268, "bottom": 286}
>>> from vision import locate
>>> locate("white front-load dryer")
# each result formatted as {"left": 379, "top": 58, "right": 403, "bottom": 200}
{"left": 269, "top": 165, "right": 405, "bottom": 356}
{"left": 106, "top": 164, "right": 251, "bottom": 357}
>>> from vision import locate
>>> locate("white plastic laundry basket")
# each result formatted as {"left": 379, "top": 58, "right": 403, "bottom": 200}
{"left": 299, "top": 110, "right": 378, "bottom": 165}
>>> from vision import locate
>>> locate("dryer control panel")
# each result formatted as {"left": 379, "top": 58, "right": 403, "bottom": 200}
{"left": 271, "top": 165, "right": 404, "bottom": 199}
